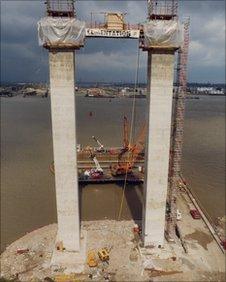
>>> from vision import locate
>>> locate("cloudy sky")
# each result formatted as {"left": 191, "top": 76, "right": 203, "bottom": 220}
{"left": 1, "top": 0, "right": 225, "bottom": 84}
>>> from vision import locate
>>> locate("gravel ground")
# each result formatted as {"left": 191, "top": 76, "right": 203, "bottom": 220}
{"left": 1, "top": 189, "right": 225, "bottom": 281}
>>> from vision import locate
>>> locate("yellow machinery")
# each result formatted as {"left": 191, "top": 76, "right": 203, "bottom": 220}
{"left": 87, "top": 248, "right": 110, "bottom": 268}
{"left": 87, "top": 250, "right": 98, "bottom": 267}
{"left": 54, "top": 274, "right": 79, "bottom": 282}
{"left": 98, "top": 248, "right": 110, "bottom": 262}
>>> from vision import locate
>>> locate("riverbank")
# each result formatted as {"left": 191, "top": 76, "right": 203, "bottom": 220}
{"left": 1, "top": 182, "right": 225, "bottom": 282}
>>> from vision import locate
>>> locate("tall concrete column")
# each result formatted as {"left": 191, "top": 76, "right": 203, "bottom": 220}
{"left": 142, "top": 50, "right": 175, "bottom": 247}
{"left": 49, "top": 50, "right": 80, "bottom": 252}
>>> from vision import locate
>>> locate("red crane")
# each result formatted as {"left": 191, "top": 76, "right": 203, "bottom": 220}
{"left": 111, "top": 117, "right": 146, "bottom": 176}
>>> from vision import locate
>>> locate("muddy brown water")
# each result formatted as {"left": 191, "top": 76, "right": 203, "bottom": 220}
{"left": 1, "top": 95, "right": 225, "bottom": 252}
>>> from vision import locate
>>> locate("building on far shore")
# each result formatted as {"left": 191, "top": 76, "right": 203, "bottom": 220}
{"left": 188, "top": 86, "right": 225, "bottom": 95}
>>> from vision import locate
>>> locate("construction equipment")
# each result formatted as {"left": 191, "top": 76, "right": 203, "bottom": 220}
{"left": 56, "top": 241, "right": 65, "bottom": 251}
{"left": 123, "top": 116, "right": 129, "bottom": 149}
{"left": 92, "top": 135, "right": 105, "bottom": 151}
{"left": 54, "top": 274, "right": 78, "bottom": 282}
{"left": 91, "top": 153, "right": 103, "bottom": 174}
{"left": 98, "top": 248, "right": 110, "bottom": 262}
{"left": 221, "top": 240, "right": 226, "bottom": 250}
{"left": 16, "top": 248, "right": 29, "bottom": 255}
{"left": 110, "top": 120, "right": 147, "bottom": 176}
{"left": 87, "top": 250, "right": 98, "bottom": 267}
{"left": 110, "top": 161, "right": 132, "bottom": 176}
{"left": 84, "top": 151, "right": 103, "bottom": 179}
{"left": 190, "top": 209, "right": 201, "bottom": 220}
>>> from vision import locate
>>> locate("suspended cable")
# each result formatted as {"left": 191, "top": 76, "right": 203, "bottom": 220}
{"left": 117, "top": 42, "right": 141, "bottom": 221}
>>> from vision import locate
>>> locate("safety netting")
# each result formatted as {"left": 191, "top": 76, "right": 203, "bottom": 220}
{"left": 143, "top": 20, "right": 184, "bottom": 48}
{"left": 37, "top": 17, "right": 86, "bottom": 46}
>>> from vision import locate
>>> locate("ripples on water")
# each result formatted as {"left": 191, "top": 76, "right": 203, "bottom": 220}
{"left": 1, "top": 95, "right": 225, "bottom": 252}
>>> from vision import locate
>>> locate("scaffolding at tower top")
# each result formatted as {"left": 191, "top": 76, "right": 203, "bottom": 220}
{"left": 147, "top": 0, "right": 178, "bottom": 20}
{"left": 38, "top": 0, "right": 85, "bottom": 49}
{"left": 176, "top": 19, "right": 190, "bottom": 92}
{"left": 46, "top": 0, "right": 75, "bottom": 18}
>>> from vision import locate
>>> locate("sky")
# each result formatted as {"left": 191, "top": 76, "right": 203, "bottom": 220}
{"left": 0, "top": 0, "right": 225, "bottom": 84}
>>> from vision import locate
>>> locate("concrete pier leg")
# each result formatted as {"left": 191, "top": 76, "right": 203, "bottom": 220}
{"left": 142, "top": 50, "right": 175, "bottom": 247}
{"left": 49, "top": 50, "right": 80, "bottom": 252}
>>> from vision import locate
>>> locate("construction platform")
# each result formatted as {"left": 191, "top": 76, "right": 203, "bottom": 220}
{"left": 78, "top": 171, "right": 144, "bottom": 184}
{"left": 50, "top": 146, "right": 145, "bottom": 184}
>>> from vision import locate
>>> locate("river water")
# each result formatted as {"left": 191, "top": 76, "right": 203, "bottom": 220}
{"left": 1, "top": 95, "right": 225, "bottom": 252}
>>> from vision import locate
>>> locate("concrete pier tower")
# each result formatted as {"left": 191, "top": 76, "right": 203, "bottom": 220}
{"left": 49, "top": 50, "right": 80, "bottom": 251}
{"left": 38, "top": 0, "right": 86, "bottom": 270}
{"left": 142, "top": 49, "right": 176, "bottom": 246}
{"left": 141, "top": 0, "right": 183, "bottom": 246}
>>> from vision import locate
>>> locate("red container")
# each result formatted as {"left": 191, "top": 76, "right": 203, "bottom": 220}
{"left": 16, "top": 248, "right": 29, "bottom": 254}
{"left": 90, "top": 172, "right": 102, "bottom": 179}
{"left": 190, "top": 209, "right": 201, "bottom": 219}
{"left": 221, "top": 240, "right": 226, "bottom": 250}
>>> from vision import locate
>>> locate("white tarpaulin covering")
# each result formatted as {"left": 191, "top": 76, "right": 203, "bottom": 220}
{"left": 38, "top": 17, "right": 86, "bottom": 46}
{"left": 143, "top": 20, "right": 183, "bottom": 48}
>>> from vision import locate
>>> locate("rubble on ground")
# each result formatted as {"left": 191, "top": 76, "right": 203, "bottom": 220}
{"left": 1, "top": 191, "right": 225, "bottom": 281}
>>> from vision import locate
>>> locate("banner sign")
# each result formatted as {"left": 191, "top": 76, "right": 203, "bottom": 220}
{"left": 85, "top": 28, "right": 140, "bottom": 39}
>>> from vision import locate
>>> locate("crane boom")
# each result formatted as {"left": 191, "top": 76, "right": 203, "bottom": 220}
{"left": 123, "top": 116, "right": 129, "bottom": 149}
{"left": 92, "top": 136, "right": 104, "bottom": 151}
{"left": 93, "top": 156, "right": 103, "bottom": 173}
{"left": 128, "top": 122, "right": 147, "bottom": 167}
{"left": 111, "top": 120, "right": 147, "bottom": 176}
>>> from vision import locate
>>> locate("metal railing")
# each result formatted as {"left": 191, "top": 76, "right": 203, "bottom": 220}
{"left": 86, "top": 22, "right": 141, "bottom": 30}
{"left": 46, "top": 0, "right": 75, "bottom": 17}
{"left": 148, "top": 0, "right": 178, "bottom": 19}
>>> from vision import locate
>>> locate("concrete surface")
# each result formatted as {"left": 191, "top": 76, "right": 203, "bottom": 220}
{"left": 51, "top": 231, "right": 87, "bottom": 274}
{"left": 142, "top": 50, "right": 175, "bottom": 246}
{"left": 49, "top": 50, "right": 80, "bottom": 252}
{"left": 1, "top": 186, "right": 225, "bottom": 281}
